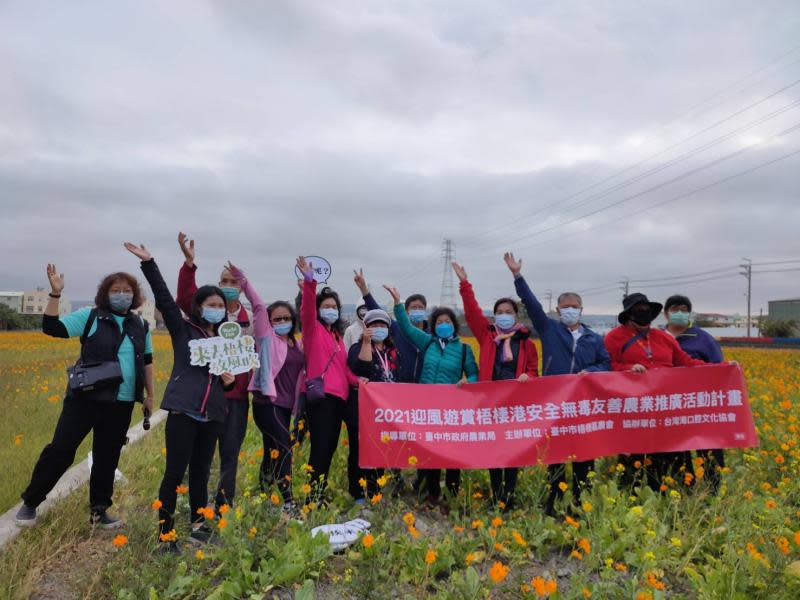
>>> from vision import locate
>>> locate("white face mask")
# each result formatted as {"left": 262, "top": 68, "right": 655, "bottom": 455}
{"left": 559, "top": 307, "right": 581, "bottom": 327}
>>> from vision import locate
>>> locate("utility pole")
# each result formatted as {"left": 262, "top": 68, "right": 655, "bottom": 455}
{"left": 619, "top": 277, "right": 629, "bottom": 301}
{"left": 439, "top": 239, "right": 457, "bottom": 309}
{"left": 545, "top": 289, "right": 553, "bottom": 313}
{"left": 740, "top": 258, "right": 752, "bottom": 337}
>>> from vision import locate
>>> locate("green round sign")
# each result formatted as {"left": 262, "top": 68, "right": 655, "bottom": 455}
{"left": 218, "top": 322, "right": 241, "bottom": 340}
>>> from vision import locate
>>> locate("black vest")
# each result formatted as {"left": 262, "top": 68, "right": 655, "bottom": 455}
{"left": 69, "top": 308, "right": 148, "bottom": 403}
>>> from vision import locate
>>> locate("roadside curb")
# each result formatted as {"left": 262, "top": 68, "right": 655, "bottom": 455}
{"left": 0, "top": 409, "right": 167, "bottom": 552}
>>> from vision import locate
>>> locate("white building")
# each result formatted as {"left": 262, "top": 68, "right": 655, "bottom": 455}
{"left": 22, "top": 289, "right": 71, "bottom": 316}
{"left": 133, "top": 300, "right": 156, "bottom": 328}
{"left": 0, "top": 292, "right": 23, "bottom": 312}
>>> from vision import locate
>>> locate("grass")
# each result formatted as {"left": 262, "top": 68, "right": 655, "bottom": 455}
{"left": 2, "top": 332, "right": 800, "bottom": 599}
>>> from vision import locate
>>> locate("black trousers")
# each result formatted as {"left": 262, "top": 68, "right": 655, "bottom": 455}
{"left": 158, "top": 412, "right": 222, "bottom": 534}
{"left": 545, "top": 460, "right": 593, "bottom": 513}
{"left": 697, "top": 448, "right": 725, "bottom": 492}
{"left": 489, "top": 468, "right": 518, "bottom": 508}
{"left": 419, "top": 469, "right": 461, "bottom": 499}
{"left": 306, "top": 394, "right": 346, "bottom": 501}
{"left": 214, "top": 397, "right": 249, "bottom": 508}
{"left": 22, "top": 396, "right": 134, "bottom": 512}
{"left": 622, "top": 452, "right": 694, "bottom": 491}
{"left": 343, "top": 389, "right": 383, "bottom": 499}
{"left": 252, "top": 400, "right": 293, "bottom": 502}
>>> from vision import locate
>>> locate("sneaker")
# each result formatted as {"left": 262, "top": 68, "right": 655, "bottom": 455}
{"left": 15, "top": 503, "right": 37, "bottom": 527}
{"left": 90, "top": 510, "right": 123, "bottom": 529}
{"left": 189, "top": 524, "right": 215, "bottom": 545}
{"left": 158, "top": 541, "right": 181, "bottom": 555}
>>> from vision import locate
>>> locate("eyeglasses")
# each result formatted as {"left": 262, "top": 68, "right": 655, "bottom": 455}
{"left": 271, "top": 316, "right": 292, "bottom": 323}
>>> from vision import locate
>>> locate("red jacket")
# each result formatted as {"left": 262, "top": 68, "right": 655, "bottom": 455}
{"left": 459, "top": 280, "right": 538, "bottom": 382}
{"left": 604, "top": 324, "right": 705, "bottom": 372}
{"left": 177, "top": 262, "right": 251, "bottom": 400}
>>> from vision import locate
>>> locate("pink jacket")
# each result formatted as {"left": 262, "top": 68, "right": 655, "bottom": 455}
{"left": 301, "top": 277, "right": 358, "bottom": 401}
{"left": 230, "top": 266, "right": 304, "bottom": 405}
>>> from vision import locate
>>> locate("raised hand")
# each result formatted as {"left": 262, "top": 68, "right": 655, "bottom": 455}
{"left": 451, "top": 261, "right": 468, "bottom": 282}
{"left": 46, "top": 264, "right": 65, "bottom": 294}
{"left": 220, "top": 371, "right": 235, "bottom": 386}
{"left": 225, "top": 261, "right": 242, "bottom": 278}
{"left": 296, "top": 256, "right": 313, "bottom": 279}
{"left": 503, "top": 252, "right": 522, "bottom": 276}
{"left": 178, "top": 232, "right": 195, "bottom": 266}
{"left": 353, "top": 268, "right": 369, "bottom": 295}
{"left": 124, "top": 242, "right": 152, "bottom": 262}
{"left": 362, "top": 327, "right": 374, "bottom": 344}
{"left": 383, "top": 284, "right": 401, "bottom": 305}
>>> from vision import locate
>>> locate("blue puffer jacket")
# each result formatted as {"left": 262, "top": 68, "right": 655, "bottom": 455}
{"left": 514, "top": 275, "right": 610, "bottom": 376}
{"left": 393, "top": 303, "right": 479, "bottom": 384}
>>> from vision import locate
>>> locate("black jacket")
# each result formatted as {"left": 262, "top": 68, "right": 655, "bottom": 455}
{"left": 140, "top": 259, "right": 231, "bottom": 423}
{"left": 347, "top": 341, "right": 399, "bottom": 383}
{"left": 43, "top": 307, "right": 149, "bottom": 403}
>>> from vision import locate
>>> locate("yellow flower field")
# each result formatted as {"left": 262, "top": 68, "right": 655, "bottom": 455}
{"left": 2, "top": 331, "right": 800, "bottom": 599}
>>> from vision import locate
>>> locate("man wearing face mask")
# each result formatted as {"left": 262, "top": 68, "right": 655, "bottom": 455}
{"left": 343, "top": 304, "right": 368, "bottom": 351}
{"left": 503, "top": 252, "right": 610, "bottom": 516}
{"left": 663, "top": 294, "right": 725, "bottom": 493}
{"left": 605, "top": 292, "right": 706, "bottom": 491}
{"left": 16, "top": 265, "right": 153, "bottom": 528}
{"left": 175, "top": 233, "right": 252, "bottom": 511}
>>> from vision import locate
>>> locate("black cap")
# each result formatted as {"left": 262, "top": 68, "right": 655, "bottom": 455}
{"left": 618, "top": 292, "right": 663, "bottom": 324}
{"left": 664, "top": 294, "right": 692, "bottom": 313}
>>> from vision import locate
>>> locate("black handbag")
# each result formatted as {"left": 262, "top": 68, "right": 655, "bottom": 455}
{"left": 305, "top": 345, "right": 339, "bottom": 405}
{"left": 67, "top": 360, "right": 124, "bottom": 398}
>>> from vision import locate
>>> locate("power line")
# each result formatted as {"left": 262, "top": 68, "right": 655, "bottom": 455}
{"left": 629, "top": 266, "right": 740, "bottom": 284}
{"left": 463, "top": 76, "right": 800, "bottom": 250}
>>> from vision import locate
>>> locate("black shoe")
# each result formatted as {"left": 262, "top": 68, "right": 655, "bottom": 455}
{"left": 15, "top": 503, "right": 37, "bottom": 527}
{"left": 90, "top": 510, "right": 123, "bottom": 529}
{"left": 158, "top": 541, "right": 181, "bottom": 555}
{"left": 189, "top": 524, "right": 215, "bottom": 545}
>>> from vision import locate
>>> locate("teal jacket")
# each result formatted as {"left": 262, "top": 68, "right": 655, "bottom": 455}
{"left": 394, "top": 304, "right": 479, "bottom": 385}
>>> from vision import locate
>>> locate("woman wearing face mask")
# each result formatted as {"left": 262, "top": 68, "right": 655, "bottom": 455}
{"left": 347, "top": 309, "right": 397, "bottom": 502}
{"left": 16, "top": 265, "right": 153, "bottom": 529}
{"left": 125, "top": 243, "right": 235, "bottom": 554}
{"left": 224, "top": 263, "right": 305, "bottom": 513}
{"left": 176, "top": 233, "right": 252, "bottom": 511}
{"left": 663, "top": 294, "right": 726, "bottom": 493}
{"left": 451, "top": 262, "right": 538, "bottom": 511}
{"left": 385, "top": 284, "right": 479, "bottom": 507}
{"left": 296, "top": 257, "right": 360, "bottom": 503}
{"left": 605, "top": 293, "right": 705, "bottom": 491}
{"left": 503, "top": 252, "right": 610, "bottom": 516}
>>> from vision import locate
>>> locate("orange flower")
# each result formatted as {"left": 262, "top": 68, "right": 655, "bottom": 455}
{"left": 370, "top": 493, "right": 383, "bottom": 505}
{"left": 196, "top": 506, "right": 215, "bottom": 520}
{"left": 531, "top": 576, "right": 557, "bottom": 597}
{"left": 270, "top": 449, "right": 279, "bottom": 459}
{"left": 488, "top": 561, "right": 510, "bottom": 583}
{"left": 582, "top": 587, "right": 592, "bottom": 598}
{"left": 491, "top": 516, "right": 503, "bottom": 527}
{"left": 577, "top": 538, "right": 591, "bottom": 554}
{"left": 453, "top": 525, "right": 465, "bottom": 533}
{"left": 565, "top": 516, "right": 580, "bottom": 529}
{"left": 248, "top": 526, "right": 257, "bottom": 539}
{"left": 112, "top": 534, "right": 128, "bottom": 547}
{"left": 570, "top": 550, "right": 583, "bottom": 560}
{"left": 465, "top": 552, "right": 477, "bottom": 564}
{"left": 195, "top": 549, "right": 205, "bottom": 560}
{"left": 270, "top": 493, "right": 281, "bottom": 505}
{"left": 218, "top": 504, "right": 230, "bottom": 515}
{"left": 636, "top": 593, "right": 653, "bottom": 600}
{"left": 402, "top": 512, "right": 415, "bottom": 526}
{"left": 512, "top": 530, "right": 528, "bottom": 547}
{"left": 471, "top": 519, "right": 484, "bottom": 529}
{"left": 408, "top": 525, "right": 420, "bottom": 539}
{"left": 614, "top": 562, "right": 627, "bottom": 572}
{"left": 302, "top": 483, "right": 312, "bottom": 494}
{"left": 362, "top": 533, "right": 375, "bottom": 548}
{"left": 151, "top": 499, "right": 163, "bottom": 511}
{"left": 645, "top": 571, "right": 665, "bottom": 591}
{"left": 217, "top": 518, "right": 228, "bottom": 530}
{"left": 159, "top": 529, "right": 177, "bottom": 542}
{"left": 424, "top": 549, "right": 437, "bottom": 565}
{"left": 175, "top": 484, "right": 188, "bottom": 494}
{"left": 407, "top": 455, "right": 418, "bottom": 466}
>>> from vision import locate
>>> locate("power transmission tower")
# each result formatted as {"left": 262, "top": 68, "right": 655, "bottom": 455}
{"left": 440, "top": 239, "right": 457, "bottom": 308}
{"left": 619, "top": 277, "right": 630, "bottom": 300}
{"left": 740, "top": 258, "right": 752, "bottom": 337}
{"left": 545, "top": 289, "right": 553, "bottom": 313}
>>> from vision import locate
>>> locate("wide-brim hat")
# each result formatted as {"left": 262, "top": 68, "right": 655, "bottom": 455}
{"left": 618, "top": 292, "right": 663, "bottom": 324}
{"left": 363, "top": 309, "right": 391, "bottom": 327}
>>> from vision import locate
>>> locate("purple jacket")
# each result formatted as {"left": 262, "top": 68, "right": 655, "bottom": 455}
{"left": 670, "top": 326, "right": 724, "bottom": 364}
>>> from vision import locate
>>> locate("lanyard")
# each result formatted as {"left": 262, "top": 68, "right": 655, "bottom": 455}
{"left": 375, "top": 347, "right": 393, "bottom": 381}
{"left": 637, "top": 338, "right": 653, "bottom": 360}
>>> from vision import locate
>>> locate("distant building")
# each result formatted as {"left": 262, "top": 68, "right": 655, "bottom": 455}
{"left": 22, "top": 289, "right": 71, "bottom": 316}
{"left": 768, "top": 298, "right": 800, "bottom": 322}
{"left": 694, "top": 312, "right": 735, "bottom": 327}
{"left": 133, "top": 300, "right": 156, "bottom": 328}
{"left": 0, "top": 292, "right": 23, "bottom": 312}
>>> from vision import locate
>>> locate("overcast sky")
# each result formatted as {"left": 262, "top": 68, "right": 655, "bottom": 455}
{"left": 1, "top": 0, "right": 799, "bottom": 316}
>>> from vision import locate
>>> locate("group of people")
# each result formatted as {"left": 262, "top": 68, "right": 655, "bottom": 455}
{"left": 15, "top": 238, "right": 730, "bottom": 554}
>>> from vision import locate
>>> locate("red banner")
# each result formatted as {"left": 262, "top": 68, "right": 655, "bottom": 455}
{"left": 358, "top": 364, "right": 758, "bottom": 469}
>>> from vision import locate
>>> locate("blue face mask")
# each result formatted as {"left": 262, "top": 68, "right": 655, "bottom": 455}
{"left": 668, "top": 311, "right": 690, "bottom": 327}
{"left": 559, "top": 307, "right": 581, "bottom": 327}
{"left": 109, "top": 293, "right": 133, "bottom": 313}
{"left": 220, "top": 287, "right": 240, "bottom": 302}
{"left": 370, "top": 326, "right": 389, "bottom": 342}
{"left": 273, "top": 322, "right": 292, "bottom": 336}
{"left": 435, "top": 322, "right": 455, "bottom": 338}
{"left": 202, "top": 307, "right": 226, "bottom": 324}
{"left": 409, "top": 309, "right": 427, "bottom": 324}
{"left": 494, "top": 313, "right": 516, "bottom": 330}
{"left": 319, "top": 307, "right": 339, "bottom": 324}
